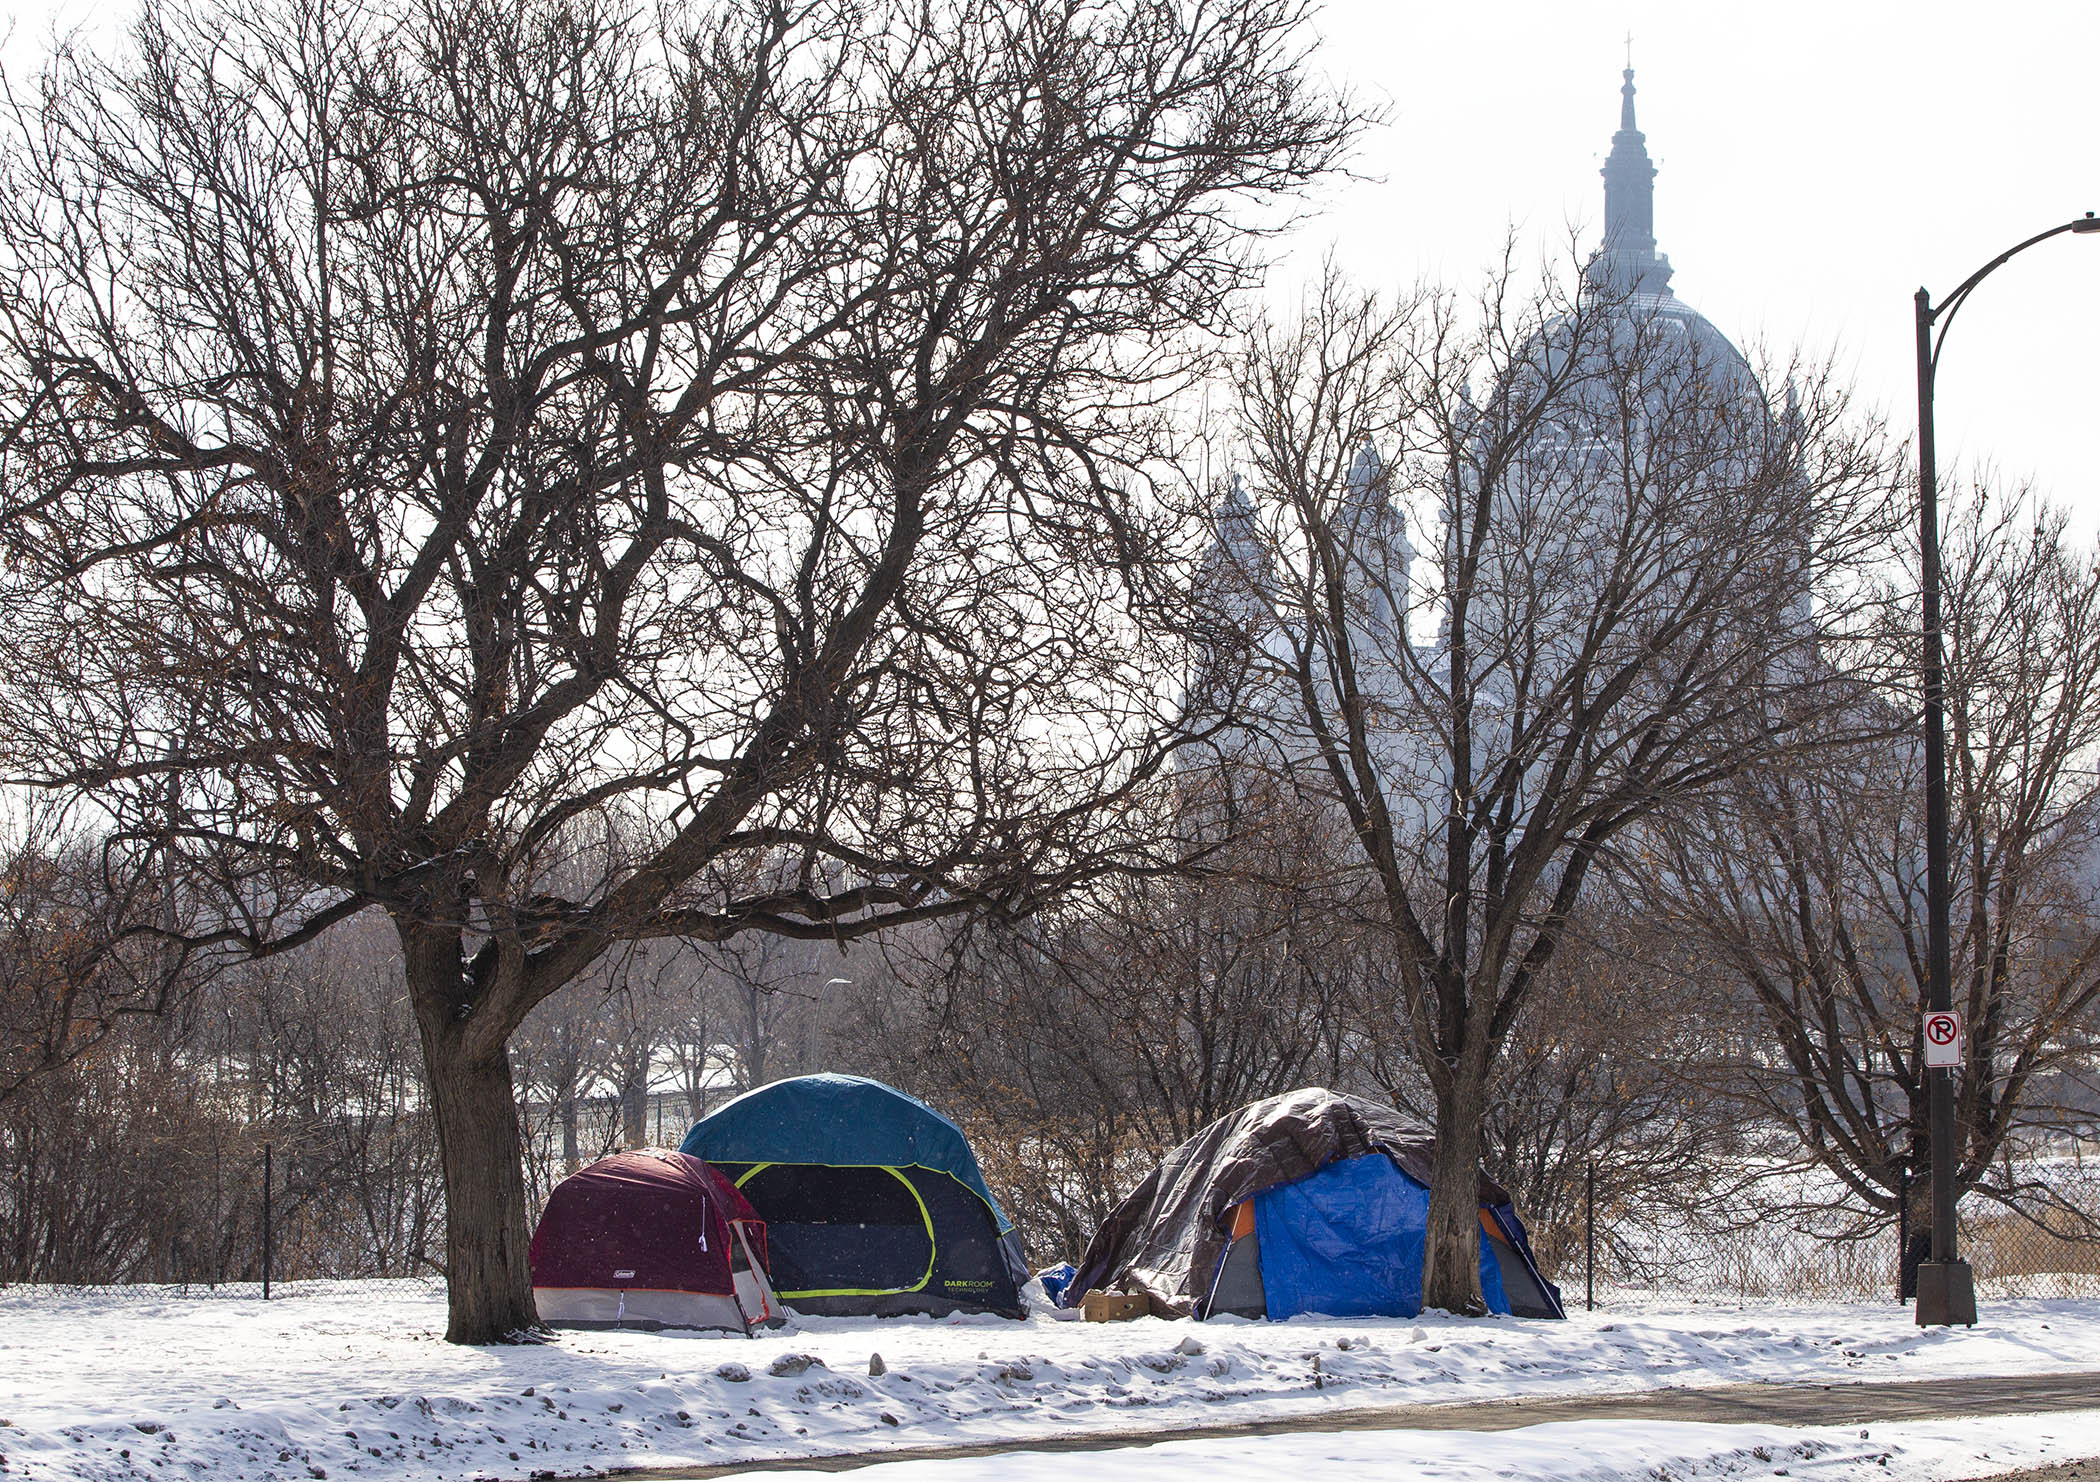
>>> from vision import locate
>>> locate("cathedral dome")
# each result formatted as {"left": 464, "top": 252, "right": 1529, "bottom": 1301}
{"left": 1487, "top": 69, "right": 1765, "bottom": 458}
{"left": 1580, "top": 68, "right": 1755, "bottom": 396}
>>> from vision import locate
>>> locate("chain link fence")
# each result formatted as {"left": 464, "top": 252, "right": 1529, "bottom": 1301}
{"left": 0, "top": 1087, "right": 708, "bottom": 1301}
{"left": 1, "top": 1088, "right": 707, "bottom": 1302}
{"left": 10, "top": 1138, "right": 2099, "bottom": 1311}
{"left": 0, "top": 1133, "right": 445, "bottom": 1302}
{"left": 1553, "top": 1161, "right": 2100, "bottom": 1308}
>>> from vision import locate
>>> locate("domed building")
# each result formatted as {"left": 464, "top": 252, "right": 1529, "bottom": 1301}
{"left": 1584, "top": 67, "right": 1750, "bottom": 378}
{"left": 1193, "top": 67, "right": 1800, "bottom": 777}
{"left": 1492, "top": 67, "right": 1776, "bottom": 542}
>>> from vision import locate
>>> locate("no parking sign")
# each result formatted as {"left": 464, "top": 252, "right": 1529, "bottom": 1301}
{"left": 1922, "top": 1009, "right": 1963, "bottom": 1069}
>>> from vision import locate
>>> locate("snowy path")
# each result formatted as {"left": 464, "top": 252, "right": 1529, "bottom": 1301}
{"left": 3, "top": 1284, "right": 2100, "bottom": 1481}
{"left": 621, "top": 1374, "right": 2100, "bottom": 1479}
{"left": 700, "top": 1411, "right": 2100, "bottom": 1482}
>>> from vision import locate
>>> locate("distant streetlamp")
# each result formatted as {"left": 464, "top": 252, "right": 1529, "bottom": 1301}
{"left": 1910, "top": 210, "right": 2100, "bottom": 1328}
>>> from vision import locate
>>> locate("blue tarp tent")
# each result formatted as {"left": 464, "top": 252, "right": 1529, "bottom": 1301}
{"left": 681, "top": 1074, "right": 1027, "bottom": 1318}
{"left": 1244, "top": 1152, "right": 1512, "bottom": 1318}
{"left": 1069, "top": 1088, "right": 1563, "bottom": 1321}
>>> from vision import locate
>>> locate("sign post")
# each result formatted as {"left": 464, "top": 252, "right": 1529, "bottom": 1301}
{"left": 1916, "top": 1006, "right": 1975, "bottom": 1324}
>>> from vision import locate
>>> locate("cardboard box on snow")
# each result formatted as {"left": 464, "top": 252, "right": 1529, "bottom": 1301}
{"left": 1081, "top": 1290, "right": 1149, "bottom": 1323}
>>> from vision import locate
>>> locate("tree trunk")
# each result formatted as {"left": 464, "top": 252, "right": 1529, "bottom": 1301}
{"left": 405, "top": 939, "right": 540, "bottom": 1344}
{"left": 1421, "top": 1071, "right": 1489, "bottom": 1315}
{"left": 1901, "top": 1230, "right": 1931, "bottom": 1300}
{"left": 620, "top": 1052, "right": 648, "bottom": 1149}
{"left": 421, "top": 1031, "right": 539, "bottom": 1341}
{"left": 738, "top": 986, "right": 767, "bottom": 1091}
{"left": 1901, "top": 1133, "right": 1932, "bottom": 1301}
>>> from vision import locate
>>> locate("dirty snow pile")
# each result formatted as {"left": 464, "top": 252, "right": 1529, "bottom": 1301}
{"left": 3, "top": 1284, "right": 2100, "bottom": 1481}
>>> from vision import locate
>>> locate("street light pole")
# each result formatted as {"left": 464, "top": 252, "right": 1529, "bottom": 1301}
{"left": 1910, "top": 210, "right": 2100, "bottom": 1328}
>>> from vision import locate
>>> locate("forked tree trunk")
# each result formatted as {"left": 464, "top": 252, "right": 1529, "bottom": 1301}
{"left": 1421, "top": 1072, "right": 1490, "bottom": 1315}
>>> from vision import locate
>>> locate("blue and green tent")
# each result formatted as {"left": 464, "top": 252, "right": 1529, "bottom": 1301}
{"left": 680, "top": 1074, "right": 1027, "bottom": 1318}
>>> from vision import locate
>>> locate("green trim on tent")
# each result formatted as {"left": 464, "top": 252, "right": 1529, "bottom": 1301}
{"left": 734, "top": 1160, "right": 1009, "bottom": 1229}
{"left": 732, "top": 1162, "right": 937, "bottom": 1299}
{"left": 681, "top": 1074, "right": 1016, "bottom": 1236}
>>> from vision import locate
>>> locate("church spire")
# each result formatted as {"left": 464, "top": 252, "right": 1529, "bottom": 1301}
{"left": 1202, "top": 474, "right": 1268, "bottom": 608}
{"left": 1590, "top": 68, "right": 1673, "bottom": 297}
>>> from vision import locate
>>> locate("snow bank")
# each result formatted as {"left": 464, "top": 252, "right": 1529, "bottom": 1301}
{"left": 3, "top": 1283, "right": 2099, "bottom": 1481}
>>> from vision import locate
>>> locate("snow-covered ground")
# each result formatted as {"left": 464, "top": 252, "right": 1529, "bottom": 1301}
{"left": 730, "top": 1412, "right": 2100, "bottom": 1482}
{"left": 4, "top": 1283, "right": 2100, "bottom": 1481}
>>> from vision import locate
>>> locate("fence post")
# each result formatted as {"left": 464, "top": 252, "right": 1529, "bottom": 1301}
{"left": 1897, "top": 1162, "right": 1910, "bottom": 1306}
{"left": 263, "top": 1141, "right": 274, "bottom": 1301}
{"left": 1585, "top": 1158, "right": 1596, "bottom": 1313}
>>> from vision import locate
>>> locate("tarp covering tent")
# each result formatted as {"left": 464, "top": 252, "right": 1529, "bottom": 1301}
{"left": 1069, "top": 1087, "right": 1563, "bottom": 1321}
{"left": 529, "top": 1148, "right": 781, "bottom": 1332}
{"left": 680, "top": 1074, "right": 1027, "bottom": 1317}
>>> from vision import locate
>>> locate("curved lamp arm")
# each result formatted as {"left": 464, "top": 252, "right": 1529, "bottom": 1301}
{"left": 1927, "top": 212, "right": 2100, "bottom": 378}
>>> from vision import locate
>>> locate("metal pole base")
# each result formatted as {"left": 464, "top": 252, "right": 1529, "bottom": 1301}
{"left": 1914, "top": 1259, "right": 1977, "bottom": 1327}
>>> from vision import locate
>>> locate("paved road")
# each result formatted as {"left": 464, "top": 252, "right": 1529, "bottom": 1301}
{"left": 609, "top": 1370, "right": 2100, "bottom": 1479}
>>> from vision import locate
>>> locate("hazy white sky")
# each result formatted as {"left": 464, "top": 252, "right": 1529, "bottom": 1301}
{"left": 1290, "top": 0, "right": 2100, "bottom": 533}
{"left": 6, "top": 0, "right": 2095, "bottom": 528}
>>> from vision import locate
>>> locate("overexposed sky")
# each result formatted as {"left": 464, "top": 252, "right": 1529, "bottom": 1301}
{"left": 1289, "top": 0, "right": 2100, "bottom": 532}
{"left": 6, "top": 0, "right": 2096, "bottom": 527}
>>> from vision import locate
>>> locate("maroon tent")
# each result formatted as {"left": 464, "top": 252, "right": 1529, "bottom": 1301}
{"left": 530, "top": 1148, "right": 781, "bottom": 1332}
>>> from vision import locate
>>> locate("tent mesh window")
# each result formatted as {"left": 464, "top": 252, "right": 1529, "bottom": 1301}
{"left": 733, "top": 1164, "right": 933, "bottom": 1296}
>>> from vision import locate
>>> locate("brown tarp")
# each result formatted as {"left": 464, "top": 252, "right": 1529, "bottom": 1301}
{"left": 1069, "top": 1087, "right": 1511, "bottom": 1317}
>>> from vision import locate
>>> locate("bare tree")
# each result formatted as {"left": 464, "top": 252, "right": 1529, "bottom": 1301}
{"left": 864, "top": 772, "right": 1366, "bottom": 1263}
{"left": 1364, "top": 889, "right": 1756, "bottom": 1277}
{"left": 2, "top": 908, "right": 448, "bottom": 1286}
{"left": 704, "top": 928, "right": 833, "bottom": 1093}
{"left": 655, "top": 958, "right": 733, "bottom": 1125}
{"left": 1216, "top": 264, "right": 1899, "bottom": 1312}
{"left": 512, "top": 984, "right": 613, "bottom": 1185}
{"left": 1650, "top": 490, "right": 2100, "bottom": 1289}
{"left": 0, "top": 0, "right": 1357, "bottom": 1339}
{"left": 0, "top": 816, "right": 200, "bottom": 1106}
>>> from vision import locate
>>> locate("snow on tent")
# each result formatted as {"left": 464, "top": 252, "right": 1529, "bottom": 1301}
{"left": 1068, "top": 1087, "right": 1563, "bottom": 1321}
{"left": 680, "top": 1073, "right": 1028, "bottom": 1318}
{"left": 529, "top": 1148, "right": 781, "bottom": 1332}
